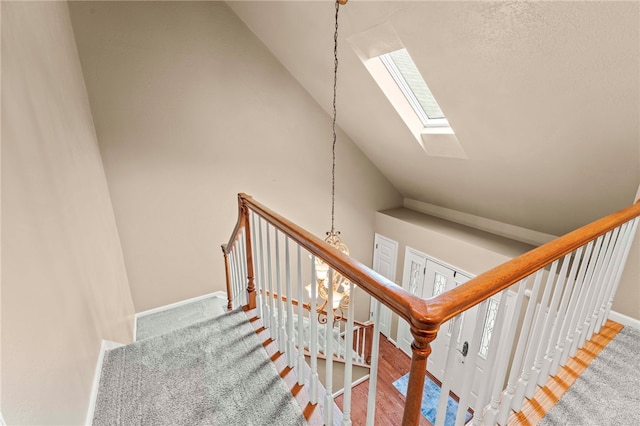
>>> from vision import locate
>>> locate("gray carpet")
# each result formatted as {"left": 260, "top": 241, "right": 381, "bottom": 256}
{"left": 136, "top": 294, "right": 227, "bottom": 340}
{"left": 539, "top": 326, "right": 640, "bottom": 426}
{"left": 93, "top": 308, "right": 306, "bottom": 425}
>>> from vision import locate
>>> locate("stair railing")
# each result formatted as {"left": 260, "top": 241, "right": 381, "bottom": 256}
{"left": 223, "top": 193, "right": 640, "bottom": 426}
{"left": 260, "top": 290, "right": 374, "bottom": 367}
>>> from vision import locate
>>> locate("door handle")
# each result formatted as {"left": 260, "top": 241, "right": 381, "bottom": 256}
{"left": 457, "top": 341, "right": 469, "bottom": 358}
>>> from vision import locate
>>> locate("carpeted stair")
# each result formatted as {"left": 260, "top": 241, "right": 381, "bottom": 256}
{"left": 93, "top": 308, "right": 331, "bottom": 425}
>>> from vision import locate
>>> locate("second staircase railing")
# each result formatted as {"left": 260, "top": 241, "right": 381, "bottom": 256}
{"left": 222, "top": 193, "right": 640, "bottom": 425}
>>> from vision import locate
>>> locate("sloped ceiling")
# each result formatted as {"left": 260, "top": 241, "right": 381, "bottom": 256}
{"left": 229, "top": 1, "right": 639, "bottom": 237}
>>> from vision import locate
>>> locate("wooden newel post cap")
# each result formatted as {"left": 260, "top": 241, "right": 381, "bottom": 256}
{"left": 338, "top": 0, "right": 348, "bottom": 5}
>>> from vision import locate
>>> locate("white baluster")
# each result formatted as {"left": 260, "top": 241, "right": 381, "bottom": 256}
{"left": 504, "top": 271, "right": 544, "bottom": 413}
{"left": 229, "top": 247, "right": 238, "bottom": 309}
{"left": 355, "top": 327, "right": 362, "bottom": 364}
{"left": 309, "top": 256, "right": 319, "bottom": 405}
{"left": 472, "top": 291, "right": 508, "bottom": 426}
{"left": 601, "top": 218, "right": 639, "bottom": 329}
{"left": 234, "top": 244, "right": 243, "bottom": 307}
{"left": 571, "top": 235, "right": 606, "bottom": 355}
{"left": 342, "top": 281, "right": 355, "bottom": 426}
{"left": 581, "top": 230, "right": 616, "bottom": 344}
{"left": 324, "top": 269, "right": 335, "bottom": 426}
{"left": 558, "top": 240, "right": 596, "bottom": 367}
{"left": 484, "top": 280, "right": 527, "bottom": 426}
{"left": 239, "top": 230, "right": 248, "bottom": 306}
{"left": 595, "top": 223, "right": 630, "bottom": 332}
{"left": 296, "top": 245, "right": 305, "bottom": 386}
{"left": 588, "top": 227, "right": 622, "bottom": 338}
{"left": 455, "top": 300, "right": 489, "bottom": 426}
{"left": 523, "top": 260, "right": 559, "bottom": 398}
{"left": 266, "top": 224, "right": 277, "bottom": 332}
{"left": 257, "top": 218, "right": 269, "bottom": 322}
{"left": 285, "top": 237, "right": 295, "bottom": 367}
{"left": 435, "top": 314, "right": 462, "bottom": 426}
{"left": 366, "top": 299, "right": 382, "bottom": 426}
{"left": 532, "top": 253, "right": 572, "bottom": 387}
{"left": 251, "top": 213, "right": 263, "bottom": 319}
{"left": 544, "top": 247, "right": 582, "bottom": 379}
{"left": 275, "top": 230, "right": 286, "bottom": 353}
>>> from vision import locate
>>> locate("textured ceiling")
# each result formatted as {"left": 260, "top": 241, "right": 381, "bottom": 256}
{"left": 229, "top": 1, "right": 640, "bottom": 236}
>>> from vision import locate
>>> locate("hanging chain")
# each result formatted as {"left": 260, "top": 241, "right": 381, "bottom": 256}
{"left": 330, "top": 0, "right": 340, "bottom": 234}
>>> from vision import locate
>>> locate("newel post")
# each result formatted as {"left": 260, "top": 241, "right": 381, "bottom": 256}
{"left": 402, "top": 326, "right": 438, "bottom": 426}
{"left": 241, "top": 198, "right": 257, "bottom": 310}
{"left": 221, "top": 244, "right": 233, "bottom": 311}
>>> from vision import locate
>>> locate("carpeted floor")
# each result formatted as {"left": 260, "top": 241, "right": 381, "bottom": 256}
{"left": 539, "top": 326, "right": 640, "bottom": 426}
{"left": 136, "top": 294, "right": 228, "bottom": 340}
{"left": 93, "top": 308, "right": 306, "bottom": 425}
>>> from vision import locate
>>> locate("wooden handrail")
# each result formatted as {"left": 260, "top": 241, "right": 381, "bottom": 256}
{"left": 237, "top": 193, "right": 431, "bottom": 330}
{"left": 224, "top": 193, "right": 640, "bottom": 426}
{"left": 427, "top": 200, "right": 640, "bottom": 325}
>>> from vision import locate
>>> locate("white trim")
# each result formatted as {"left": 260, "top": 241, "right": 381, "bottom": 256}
{"left": 133, "top": 314, "right": 137, "bottom": 342}
{"left": 608, "top": 310, "right": 640, "bottom": 330}
{"left": 85, "top": 340, "right": 124, "bottom": 425}
{"left": 135, "top": 291, "right": 227, "bottom": 318}
{"left": 0, "top": 411, "right": 6, "bottom": 426}
{"left": 331, "top": 374, "right": 370, "bottom": 399}
{"left": 403, "top": 198, "right": 558, "bottom": 247}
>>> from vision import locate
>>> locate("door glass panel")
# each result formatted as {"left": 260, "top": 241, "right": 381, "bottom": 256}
{"left": 478, "top": 298, "right": 500, "bottom": 359}
{"left": 408, "top": 261, "right": 422, "bottom": 296}
{"left": 432, "top": 272, "right": 447, "bottom": 296}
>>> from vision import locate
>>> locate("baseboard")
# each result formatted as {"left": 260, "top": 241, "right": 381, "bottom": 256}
{"left": 85, "top": 340, "right": 124, "bottom": 426}
{"left": 0, "top": 410, "right": 6, "bottom": 426}
{"left": 135, "top": 291, "right": 227, "bottom": 319}
{"left": 331, "top": 374, "right": 370, "bottom": 399}
{"left": 386, "top": 336, "right": 398, "bottom": 347}
{"left": 608, "top": 310, "right": 640, "bottom": 330}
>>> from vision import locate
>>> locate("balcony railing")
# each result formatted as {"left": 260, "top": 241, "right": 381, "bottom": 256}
{"left": 223, "top": 193, "right": 640, "bottom": 425}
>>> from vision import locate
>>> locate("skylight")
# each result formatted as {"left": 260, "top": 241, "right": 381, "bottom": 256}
{"left": 379, "top": 48, "right": 449, "bottom": 128}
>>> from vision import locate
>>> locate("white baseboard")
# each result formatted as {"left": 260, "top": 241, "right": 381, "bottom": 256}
{"left": 85, "top": 340, "right": 124, "bottom": 426}
{"left": 608, "top": 310, "right": 640, "bottom": 330}
{"left": 0, "top": 410, "right": 6, "bottom": 426}
{"left": 135, "top": 291, "right": 227, "bottom": 319}
{"left": 331, "top": 374, "right": 370, "bottom": 399}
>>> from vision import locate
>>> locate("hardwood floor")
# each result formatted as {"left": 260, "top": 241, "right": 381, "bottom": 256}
{"left": 507, "top": 319, "right": 623, "bottom": 425}
{"left": 335, "top": 335, "right": 432, "bottom": 426}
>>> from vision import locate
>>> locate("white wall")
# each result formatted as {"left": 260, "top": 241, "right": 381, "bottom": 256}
{"left": 1, "top": 2, "right": 135, "bottom": 424}
{"left": 68, "top": 1, "right": 402, "bottom": 312}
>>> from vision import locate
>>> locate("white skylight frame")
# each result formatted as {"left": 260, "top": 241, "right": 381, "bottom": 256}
{"left": 347, "top": 22, "right": 467, "bottom": 159}
{"left": 378, "top": 48, "right": 449, "bottom": 128}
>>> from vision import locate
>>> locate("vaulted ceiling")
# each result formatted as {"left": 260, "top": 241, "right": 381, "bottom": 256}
{"left": 229, "top": 1, "right": 639, "bottom": 237}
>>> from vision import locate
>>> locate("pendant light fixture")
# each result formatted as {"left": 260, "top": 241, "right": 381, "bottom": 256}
{"left": 307, "top": 0, "right": 352, "bottom": 318}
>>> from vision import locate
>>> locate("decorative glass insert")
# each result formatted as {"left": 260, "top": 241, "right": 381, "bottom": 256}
{"left": 408, "top": 261, "right": 422, "bottom": 296}
{"left": 379, "top": 48, "right": 448, "bottom": 127}
{"left": 432, "top": 272, "right": 447, "bottom": 297}
{"left": 479, "top": 298, "right": 500, "bottom": 359}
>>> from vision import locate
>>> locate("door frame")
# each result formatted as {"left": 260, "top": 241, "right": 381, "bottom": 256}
{"left": 369, "top": 233, "right": 398, "bottom": 339}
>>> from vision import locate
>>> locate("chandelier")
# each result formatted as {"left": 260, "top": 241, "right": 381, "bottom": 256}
{"left": 307, "top": 0, "right": 353, "bottom": 319}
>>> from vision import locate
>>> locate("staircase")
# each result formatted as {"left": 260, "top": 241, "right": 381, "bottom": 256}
{"left": 92, "top": 306, "right": 334, "bottom": 425}
{"left": 92, "top": 193, "right": 640, "bottom": 425}
{"left": 245, "top": 307, "right": 342, "bottom": 425}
